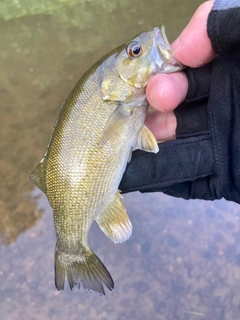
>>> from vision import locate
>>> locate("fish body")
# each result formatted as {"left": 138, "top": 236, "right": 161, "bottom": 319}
{"left": 31, "top": 26, "right": 183, "bottom": 294}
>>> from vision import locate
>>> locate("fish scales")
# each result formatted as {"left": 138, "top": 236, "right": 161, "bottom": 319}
{"left": 30, "top": 26, "right": 183, "bottom": 294}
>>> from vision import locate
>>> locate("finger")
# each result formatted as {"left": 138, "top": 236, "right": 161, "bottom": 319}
{"left": 172, "top": 1, "right": 216, "bottom": 67}
{"left": 146, "top": 72, "right": 188, "bottom": 112}
{"left": 144, "top": 109, "right": 177, "bottom": 141}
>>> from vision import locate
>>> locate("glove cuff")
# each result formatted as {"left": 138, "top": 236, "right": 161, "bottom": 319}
{"left": 208, "top": 7, "right": 240, "bottom": 57}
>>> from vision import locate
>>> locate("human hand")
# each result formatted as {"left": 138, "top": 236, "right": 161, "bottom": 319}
{"left": 121, "top": 0, "right": 240, "bottom": 204}
{"left": 145, "top": 0, "right": 216, "bottom": 141}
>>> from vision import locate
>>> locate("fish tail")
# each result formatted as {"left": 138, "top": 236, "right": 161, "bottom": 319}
{"left": 54, "top": 246, "right": 114, "bottom": 295}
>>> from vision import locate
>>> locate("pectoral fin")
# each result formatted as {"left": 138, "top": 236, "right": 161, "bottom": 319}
{"left": 96, "top": 191, "right": 132, "bottom": 243}
{"left": 134, "top": 125, "right": 159, "bottom": 153}
{"left": 100, "top": 105, "right": 132, "bottom": 146}
{"left": 30, "top": 159, "right": 47, "bottom": 194}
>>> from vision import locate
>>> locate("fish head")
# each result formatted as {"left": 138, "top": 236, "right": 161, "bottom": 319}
{"left": 114, "top": 25, "right": 183, "bottom": 89}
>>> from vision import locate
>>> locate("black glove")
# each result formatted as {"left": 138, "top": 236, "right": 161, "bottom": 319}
{"left": 120, "top": 5, "right": 240, "bottom": 204}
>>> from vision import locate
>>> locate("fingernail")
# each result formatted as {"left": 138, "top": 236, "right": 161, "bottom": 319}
{"left": 150, "top": 85, "right": 167, "bottom": 112}
{"left": 171, "top": 38, "right": 180, "bottom": 51}
{"left": 150, "top": 85, "right": 160, "bottom": 109}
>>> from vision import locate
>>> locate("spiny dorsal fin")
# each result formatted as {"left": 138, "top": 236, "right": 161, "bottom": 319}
{"left": 30, "top": 159, "right": 47, "bottom": 194}
{"left": 134, "top": 125, "right": 159, "bottom": 153}
{"left": 96, "top": 191, "right": 132, "bottom": 243}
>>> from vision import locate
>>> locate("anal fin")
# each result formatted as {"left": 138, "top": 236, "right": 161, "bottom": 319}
{"left": 96, "top": 191, "right": 132, "bottom": 243}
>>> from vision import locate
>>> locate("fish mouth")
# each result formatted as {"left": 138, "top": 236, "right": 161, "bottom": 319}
{"left": 153, "top": 25, "right": 184, "bottom": 73}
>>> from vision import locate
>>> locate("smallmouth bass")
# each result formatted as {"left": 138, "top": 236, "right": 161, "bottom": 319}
{"left": 31, "top": 26, "right": 183, "bottom": 295}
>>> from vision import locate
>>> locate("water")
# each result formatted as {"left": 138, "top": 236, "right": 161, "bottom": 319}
{"left": 1, "top": 0, "right": 240, "bottom": 319}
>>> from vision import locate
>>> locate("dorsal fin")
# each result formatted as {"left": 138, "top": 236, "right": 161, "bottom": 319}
{"left": 30, "top": 159, "right": 47, "bottom": 194}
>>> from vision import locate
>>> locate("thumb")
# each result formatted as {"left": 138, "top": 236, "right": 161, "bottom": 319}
{"left": 172, "top": 1, "right": 216, "bottom": 68}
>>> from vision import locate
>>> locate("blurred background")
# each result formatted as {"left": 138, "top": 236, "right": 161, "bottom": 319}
{"left": 1, "top": 0, "right": 240, "bottom": 319}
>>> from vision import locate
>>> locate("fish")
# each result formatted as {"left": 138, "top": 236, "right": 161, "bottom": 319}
{"left": 30, "top": 25, "right": 183, "bottom": 295}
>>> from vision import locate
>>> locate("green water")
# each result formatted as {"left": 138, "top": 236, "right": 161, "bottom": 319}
{"left": 1, "top": 1, "right": 240, "bottom": 319}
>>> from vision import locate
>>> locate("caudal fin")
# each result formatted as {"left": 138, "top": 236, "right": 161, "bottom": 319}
{"left": 54, "top": 247, "right": 114, "bottom": 295}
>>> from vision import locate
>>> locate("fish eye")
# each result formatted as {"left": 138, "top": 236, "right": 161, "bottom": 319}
{"left": 126, "top": 41, "right": 142, "bottom": 58}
